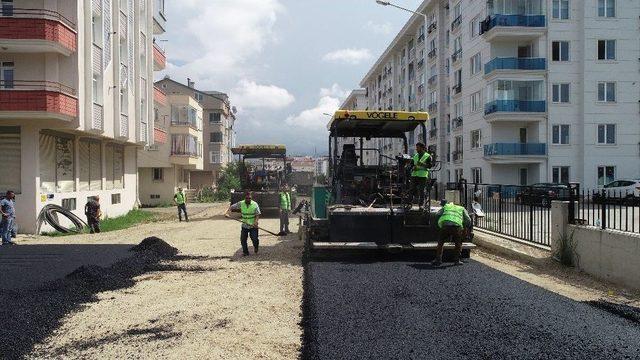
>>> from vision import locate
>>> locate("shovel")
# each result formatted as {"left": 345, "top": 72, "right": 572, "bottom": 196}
{"left": 225, "top": 215, "right": 281, "bottom": 236}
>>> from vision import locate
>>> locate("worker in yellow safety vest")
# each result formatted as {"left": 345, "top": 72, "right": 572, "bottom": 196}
{"left": 174, "top": 187, "right": 189, "bottom": 222}
{"left": 433, "top": 200, "right": 473, "bottom": 267}
{"left": 278, "top": 183, "right": 292, "bottom": 236}
{"left": 408, "top": 142, "right": 432, "bottom": 209}
{"left": 225, "top": 191, "right": 262, "bottom": 256}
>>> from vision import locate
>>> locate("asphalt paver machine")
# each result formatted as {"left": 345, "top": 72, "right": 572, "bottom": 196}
{"left": 231, "top": 144, "right": 295, "bottom": 211}
{"left": 302, "top": 110, "right": 475, "bottom": 255}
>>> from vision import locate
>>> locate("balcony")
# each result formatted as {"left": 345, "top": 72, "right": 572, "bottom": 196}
{"left": 428, "top": 102, "right": 438, "bottom": 113}
{"left": 480, "top": 15, "right": 546, "bottom": 42}
{"left": 452, "top": 151, "right": 463, "bottom": 163}
{"left": 484, "top": 57, "right": 546, "bottom": 78}
{"left": 451, "top": 49, "right": 462, "bottom": 64}
{"left": 417, "top": 34, "right": 425, "bottom": 43}
{"left": 0, "top": 80, "right": 77, "bottom": 121}
{"left": 153, "top": 42, "right": 166, "bottom": 71}
{"left": 428, "top": 75, "right": 437, "bottom": 87}
{"left": 429, "top": 128, "right": 438, "bottom": 139}
{"left": 0, "top": 8, "right": 77, "bottom": 56}
{"left": 428, "top": 48, "right": 437, "bottom": 60}
{"left": 484, "top": 100, "right": 546, "bottom": 117}
{"left": 452, "top": 116, "right": 463, "bottom": 130}
{"left": 452, "top": 84, "right": 462, "bottom": 95}
{"left": 451, "top": 15, "right": 462, "bottom": 32}
{"left": 154, "top": 86, "right": 167, "bottom": 106}
{"left": 427, "top": 22, "right": 437, "bottom": 34}
{"left": 484, "top": 143, "right": 547, "bottom": 163}
{"left": 153, "top": 6, "right": 167, "bottom": 35}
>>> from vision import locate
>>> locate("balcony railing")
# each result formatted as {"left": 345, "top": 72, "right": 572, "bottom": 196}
{"left": 452, "top": 116, "right": 463, "bottom": 129}
{"left": 428, "top": 75, "right": 437, "bottom": 86}
{"left": 451, "top": 15, "right": 462, "bottom": 31}
{"left": 0, "top": 80, "right": 78, "bottom": 118}
{"left": 153, "top": 41, "right": 166, "bottom": 70}
{"left": 480, "top": 15, "right": 546, "bottom": 34}
{"left": 452, "top": 151, "right": 463, "bottom": 162}
{"left": 452, "top": 84, "right": 462, "bottom": 95}
{"left": 417, "top": 59, "right": 424, "bottom": 68}
{"left": 451, "top": 49, "right": 462, "bottom": 63}
{"left": 427, "top": 22, "right": 437, "bottom": 34}
{"left": 428, "top": 48, "right": 437, "bottom": 59}
{"left": 417, "top": 34, "right": 425, "bottom": 43}
{"left": 0, "top": 8, "right": 75, "bottom": 28}
{"left": 484, "top": 100, "right": 546, "bottom": 115}
{"left": 428, "top": 102, "right": 438, "bottom": 112}
{"left": 484, "top": 57, "right": 546, "bottom": 75}
{"left": 484, "top": 143, "right": 547, "bottom": 157}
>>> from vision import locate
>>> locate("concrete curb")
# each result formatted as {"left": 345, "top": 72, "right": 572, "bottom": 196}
{"left": 474, "top": 229, "right": 551, "bottom": 265}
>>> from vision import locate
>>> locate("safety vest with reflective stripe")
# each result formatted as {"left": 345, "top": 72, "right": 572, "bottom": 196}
{"left": 412, "top": 152, "right": 431, "bottom": 178}
{"left": 241, "top": 200, "right": 259, "bottom": 226}
{"left": 280, "top": 192, "right": 291, "bottom": 210}
{"left": 175, "top": 192, "right": 186, "bottom": 205}
{"left": 438, "top": 203, "right": 465, "bottom": 229}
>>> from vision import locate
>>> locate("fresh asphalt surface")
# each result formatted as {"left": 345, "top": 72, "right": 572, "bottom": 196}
{"left": 301, "top": 252, "right": 640, "bottom": 360}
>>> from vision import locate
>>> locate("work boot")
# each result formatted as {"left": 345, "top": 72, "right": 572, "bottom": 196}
{"left": 254, "top": 246, "right": 259, "bottom": 254}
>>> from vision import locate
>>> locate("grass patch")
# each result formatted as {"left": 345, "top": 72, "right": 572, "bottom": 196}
{"left": 43, "top": 210, "right": 158, "bottom": 237}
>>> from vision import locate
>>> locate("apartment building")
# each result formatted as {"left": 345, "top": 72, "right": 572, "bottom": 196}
{"left": 360, "top": 0, "right": 640, "bottom": 189}
{"left": 0, "top": 0, "right": 160, "bottom": 233}
{"left": 152, "top": 77, "right": 237, "bottom": 189}
{"left": 138, "top": 93, "right": 204, "bottom": 206}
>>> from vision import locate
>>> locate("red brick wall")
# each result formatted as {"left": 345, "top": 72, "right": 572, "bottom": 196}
{"left": 0, "top": 90, "right": 78, "bottom": 117}
{"left": 0, "top": 18, "right": 77, "bottom": 52}
{"left": 153, "top": 44, "right": 166, "bottom": 69}
{"left": 154, "top": 86, "right": 167, "bottom": 106}
{"left": 154, "top": 128, "right": 167, "bottom": 144}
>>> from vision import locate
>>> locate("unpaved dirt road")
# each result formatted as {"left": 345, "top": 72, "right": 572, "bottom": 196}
{"left": 3, "top": 203, "right": 303, "bottom": 359}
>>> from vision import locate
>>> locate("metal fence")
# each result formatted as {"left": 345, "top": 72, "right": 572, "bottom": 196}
{"left": 569, "top": 185, "right": 640, "bottom": 234}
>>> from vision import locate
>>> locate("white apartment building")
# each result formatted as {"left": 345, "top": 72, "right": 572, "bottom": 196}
{"left": 360, "top": 0, "right": 640, "bottom": 189}
{"left": 0, "top": 0, "right": 161, "bottom": 233}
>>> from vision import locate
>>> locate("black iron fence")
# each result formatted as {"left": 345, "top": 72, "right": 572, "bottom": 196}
{"left": 569, "top": 185, "right": 640, "bottom": 234}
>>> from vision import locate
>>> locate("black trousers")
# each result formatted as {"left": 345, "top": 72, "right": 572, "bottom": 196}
{"left": 409, "top": 176, "right": 427, "bottom": 207}
{"left": 436, "top": 225, "right": 464, "bottom": 262}
{"left": 177, "top": 203, "right": 188, "bottom": 221}
{"left": 87, "top": 216, "right": 101, "bottom": 233}
{"left": 240, "top": 227, "right": 259, "bottom": 255}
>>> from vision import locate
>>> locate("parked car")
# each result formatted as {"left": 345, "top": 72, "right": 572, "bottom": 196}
{"left": 593, "top": 179, "right": 640, "bottom": 205}
{"left": 516, "top": 183, "right": 571, "bottom": 207}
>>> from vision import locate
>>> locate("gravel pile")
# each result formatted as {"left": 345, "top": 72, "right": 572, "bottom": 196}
{"left": 302, "top": 254, "right": 640, "bottom": 360}
{"left": 0, "top": 237, "right": 179, "bottom": 359}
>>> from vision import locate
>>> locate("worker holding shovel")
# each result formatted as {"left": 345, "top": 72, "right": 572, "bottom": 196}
{"left": 225, "top": 191, "right": 262, "bottom": 256}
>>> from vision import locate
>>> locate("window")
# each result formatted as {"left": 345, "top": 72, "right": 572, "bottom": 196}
{"left": 0, "top": 126, "right": 20, "bottom": 193}
{"left": 150, "top": 194, "right": 160, "bottom": 199}
{"left": 470, "top": 52, "right": 482, "bottom": 76}
{"left": 552, "top": 167, "right": 570, "bottom": 184}
{"left": 597, "top": 40, "right": 616, "bottom": 60}
{"left": 470, "top": 16, "right": 480, "bottom": 38}
{"left": 111, "top": 193, "right": 121, "bottom": 205}
{"left": 552, "top": 0, "right": 569, "bottom": 19}
{"left": 552, "top": 125, "right": 570, "bottom": 145}
{"left": 209, "top": 151, "right": 221, "bottom": 164}
{"left": 1, "top": 0, "right": 14, "bottom": 16}
{"left": 62, "top": 198, "right": 76, "bottom": 211}
{"left": 552, "top": 41, "right": 569, "bottom": 61}
{"left": 470, "top": 129, "right": 481, "bottom": 149}
{"left": 597, "top": 82, "right": 616, "bottom": 102}
{"left": 455, "top": 169, "right": 464, "bottom": 181}
{"left": 39, "top": 133, "right": 75, "bottom": 193}
{"left": 454, "top": 69, "right": 462, "bottom": 89}
{"left": 152, "top": 168, "right": 163, "bottom": 181}
{"left": 471, "top": 91, "right": 482, "bottom": 112}
{"left": 105, "top": 143, "right": 125, "bottom": 190}
{"left": 79, "top": 139, "right": 102, "bottom": 191}
{"left": 552, "top": 83, "right": 570, "bottom": 103}
{"left": 0, "top": 61, "right": 14, "bottom": 89}
{"left": 92, "top": 73, "right": 102, "bottom": 104}
{"left": 598, "top": 0, "right": 615, "bottom": 18}
{"left": 430, "top": 90, "right": 437, "bottom": 104}
{"left": 454, "top": 102, "right": 463, "bottom": 119}
{"left": 472, "top": 168, "right": 482, "bottom": 184}
{"left": 597, "top": 124, "right": 616, "bottom": 144}
{"left": 597, "top": 166, "right": 615, "bottom": 186}
{"left": 195, "top": 92, "right": 203, "bottom": 102}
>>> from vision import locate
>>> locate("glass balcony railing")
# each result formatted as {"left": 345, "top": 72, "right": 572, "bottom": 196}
{"left": 484, "top": 100, "right": 546, "bottom": 115}
{"left": 484, "top": 143, "right": 547, "bottom": 157}
{"left": 484, "top": 57, "right": 546, "bottom": 75}
{"left": 481, "top": 15, "right": 546, "bottom": 33}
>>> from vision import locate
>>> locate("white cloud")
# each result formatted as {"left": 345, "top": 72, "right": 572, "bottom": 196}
{"left": 285, "top": 84, "right": 347, "bottom": 130}
{"left": 230, "top": 80, "right": 295, "bottom": 110}
{"left": 322, "top": 48, "right": 373, "bottom": 65}
{"left": 163, "top": 0, "right": 284, "bottom": 89}
{"left": 364, "top": 20, "right": 393, "bottom": 35}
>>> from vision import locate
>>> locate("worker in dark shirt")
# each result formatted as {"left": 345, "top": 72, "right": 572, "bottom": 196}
{"left": 433, "top": 199, "right": 473, "bottom": 266}
{"left": 84, "top": 195, "right": 102, "bottom": 233}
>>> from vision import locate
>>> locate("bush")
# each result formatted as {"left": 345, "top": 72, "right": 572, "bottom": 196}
{"left": 197, "top": 162, "right": 241, "bottom": 202}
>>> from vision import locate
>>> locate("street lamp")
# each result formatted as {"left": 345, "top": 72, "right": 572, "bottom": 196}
{"left": 375, "top": 0, "right": 427, "bottom": 24}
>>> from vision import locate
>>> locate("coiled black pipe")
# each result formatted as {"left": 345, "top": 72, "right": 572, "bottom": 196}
{"left": 36, "top": 204, "right": 88, "bottom": 234}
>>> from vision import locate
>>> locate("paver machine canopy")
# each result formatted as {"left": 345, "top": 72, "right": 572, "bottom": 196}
{"left": 230, "top": 144, "right": 293, "bottom": 211}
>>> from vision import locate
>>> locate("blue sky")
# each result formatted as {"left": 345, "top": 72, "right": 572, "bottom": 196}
{"left": 162, "top": 0, "right": 422, "bottom": 155}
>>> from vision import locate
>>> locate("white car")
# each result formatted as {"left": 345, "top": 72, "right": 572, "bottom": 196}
{"left": 597, "top": 179, "right": 640, "bottom": 204}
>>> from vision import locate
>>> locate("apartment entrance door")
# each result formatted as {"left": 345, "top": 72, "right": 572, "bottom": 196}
{"left": 519, "top": 168, "right": 528, "bottom": 186}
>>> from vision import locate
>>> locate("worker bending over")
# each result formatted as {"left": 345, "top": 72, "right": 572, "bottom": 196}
{"left": 226, "top": 191, "right": 261, "bottom": 256}
{"left": 279, "top": 183, "right": 292, "bottom": 236}
{"left": 408, "top": 142, "right": 432, "bottom": 209}
{"left": 433, "top": 199, "right": 473, "bottom": 266}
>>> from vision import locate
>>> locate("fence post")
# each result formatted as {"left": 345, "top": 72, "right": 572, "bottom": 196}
{"left": 529, "top": 186, "right": 534, "bottom": 241}
{"left": 601, "top": 189, "right": 607, "bottom": 230}
{"left": 568, "top": 183, "right": 576, "bottom": 224}
{"left": 498, "top": 184, "right": 503, "bottom": 233}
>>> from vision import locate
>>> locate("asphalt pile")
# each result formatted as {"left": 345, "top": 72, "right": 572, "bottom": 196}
{"left": 0, "top": 237, "right": 179, "bottom": 359}
{"left": 301, "top": 254, "right": 640, "bottom": 360}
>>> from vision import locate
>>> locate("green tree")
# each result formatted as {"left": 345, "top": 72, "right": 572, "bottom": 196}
{"left": 214, "top": 162, "right": 241, "bottom": 201}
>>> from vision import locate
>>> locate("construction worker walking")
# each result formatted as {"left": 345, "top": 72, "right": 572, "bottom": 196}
{"left": 225, "top": 191, "right": 261, "bottom": 256}
{"left": 174, "top": 187, "right": 189, "bottom": 222}
{"left": 408, "top": 142, "right": 432, "bottom": 208}
{"left": 278, "top": 184, "right": 292, "bottom": 236}
{"left": 433, "top": 200, "right": 473, "bottom": 266}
